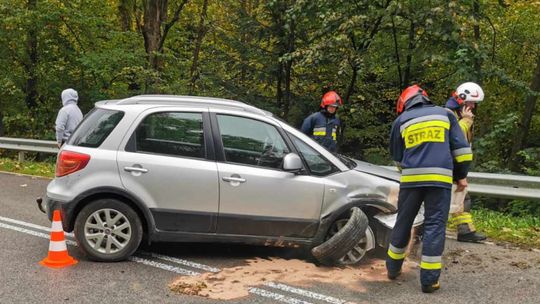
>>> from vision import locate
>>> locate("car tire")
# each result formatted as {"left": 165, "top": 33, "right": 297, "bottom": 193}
{"left": 311, "top": 207, "right": 369, "bottom": 266}
{"left": 74, "top": 198, "right": 143, "bottom": 262}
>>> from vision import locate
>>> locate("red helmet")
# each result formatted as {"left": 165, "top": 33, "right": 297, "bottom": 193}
{"left": 320, "top": 91, "right": 343, "bottom": 108}
{"left": 396, "top": 85, "right": 428, "bottom": 114}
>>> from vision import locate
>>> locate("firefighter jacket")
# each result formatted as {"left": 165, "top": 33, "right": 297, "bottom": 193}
{"left": 301, "top": 111, "right": 341, "bottom": 152}
{"left": 445, "top": 96, "right": 473, "bottom": 143}
{"left": 390, "top": 97, "right": 472, "bottom": 189}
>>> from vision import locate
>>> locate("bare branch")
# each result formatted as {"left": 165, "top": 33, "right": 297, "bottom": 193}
{"left": 159, "top": 0, "right": 189, "bottom": 51}
{"left": 483, "top": 15, "right": 497, "bottom": 63}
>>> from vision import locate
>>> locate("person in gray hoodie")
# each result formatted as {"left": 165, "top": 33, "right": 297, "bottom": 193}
{"left": 55, "top": 88, "right": 83, "bottom": 148}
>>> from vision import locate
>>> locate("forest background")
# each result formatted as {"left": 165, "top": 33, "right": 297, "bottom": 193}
{"left": 0, "top": 0, "right": 539, "bottom": 218}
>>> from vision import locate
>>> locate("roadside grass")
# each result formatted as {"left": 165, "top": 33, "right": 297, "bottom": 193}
{"left": 0, "top": 157, "right": 55, "bottom": 178}
{"left": 471, "top": 208, "right": 540, "bottom": 248}
{"left": 1, "top": 156, "right": 538, "bottom": 248}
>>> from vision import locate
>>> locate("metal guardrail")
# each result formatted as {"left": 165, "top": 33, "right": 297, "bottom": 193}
{"left": 382, "top": 166, "right": 540, "bottom": 201}
{"left": 378, "top": 166, "right": 540, "bottom": 201}
{"left": 0, "top": 137, "right": 58, "bottom": 162}
{"left": 1, "top": 137, "right": 539, "bottom": 200}
{"left": 466, "top": 172, "right": 540, "bottom": 201}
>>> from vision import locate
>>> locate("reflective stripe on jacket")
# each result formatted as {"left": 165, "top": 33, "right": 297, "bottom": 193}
{"left": 301, "top": 111, "right": 341, "bottom": 152}
{"left": 390, "top": 101, "right": 472, "bottom": 189}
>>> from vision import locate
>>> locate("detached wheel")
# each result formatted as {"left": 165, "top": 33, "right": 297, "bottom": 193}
{"left": 74, "top": 198, "right": 142, "bottom": 262}
{"left": 311, "top": 207, "right": 369, "bottom": 266}
{"left": 329, "top": 223, "right": 375, "bottom": 265}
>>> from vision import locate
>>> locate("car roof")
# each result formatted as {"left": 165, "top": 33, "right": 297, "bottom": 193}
{"left": 96, "top": 95, "right": 272, "bottom": 117}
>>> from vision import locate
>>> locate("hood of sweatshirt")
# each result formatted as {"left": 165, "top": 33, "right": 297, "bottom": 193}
{"left": 61, "top": 88, "right": 78, "bottom": 106}
{"left": 445, "top": 96, "right": 460, "bottom": 110}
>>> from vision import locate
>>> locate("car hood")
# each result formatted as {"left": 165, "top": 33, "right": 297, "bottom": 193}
{"left": 352, "top": 159, "right": 400, "bottom": 182}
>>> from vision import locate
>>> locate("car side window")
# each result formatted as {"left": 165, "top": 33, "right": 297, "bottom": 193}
{"left": 135, "top": 112, "right": 205, "bottom": 159}
{"left": 290, "top": 135, "right": 339, "bottom": 176}
{"left": 217, "top": 115, "right": 290, "bottom": 169}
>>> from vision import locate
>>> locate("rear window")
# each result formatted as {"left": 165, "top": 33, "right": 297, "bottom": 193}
{"left": 68, "top": 108, "right": 124, "bottom": 148}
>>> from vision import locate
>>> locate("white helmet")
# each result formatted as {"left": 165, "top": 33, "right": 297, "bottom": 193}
{"left": 455, "top": 82, "right": 484, "bottom": 104}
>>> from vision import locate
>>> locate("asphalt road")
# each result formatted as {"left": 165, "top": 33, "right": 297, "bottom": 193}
{"left": 0, "top": 171, "right": 539, "bottom": 304}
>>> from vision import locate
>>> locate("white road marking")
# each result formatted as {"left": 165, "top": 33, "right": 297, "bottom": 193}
{"left": 128, "top": 256, "right": 200, "bottom": 276}
{"left": 0, "top": 215, "right": 353, "bottom": 303}
{"left": 0, "top": 221, "right": 77, "bottom": 246}
{"left": 0, "top": 219, "right": 202, "bottom": 274}
{"left": 248, "top": 287, "right": 313, "bottom": 304}
{"left": 264, "top": 282, "right": 351, "bottom": 304}
{"left": 140, "top": 251, "right": 221, "bottom": 273}
{"left": 0, "top": 215, "right": 74, "bottom": 237}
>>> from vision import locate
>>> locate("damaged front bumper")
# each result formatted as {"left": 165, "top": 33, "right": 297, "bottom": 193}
{"left": 371, "top": 205, "right": 425, "bottom": 248}
{"left": 374, "top": 205, "right": 425, "bottom": 229}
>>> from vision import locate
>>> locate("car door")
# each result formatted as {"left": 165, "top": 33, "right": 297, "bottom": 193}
{"left": 117, "top": 108, "right": 219, "bottom": 233}
{"left": 212, "top": 113, "right": 325, "bottom": 238}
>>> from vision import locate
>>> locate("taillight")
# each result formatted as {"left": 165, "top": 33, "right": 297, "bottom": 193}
{"left": 56, "top": 151, "right": 91, "bottom": 177}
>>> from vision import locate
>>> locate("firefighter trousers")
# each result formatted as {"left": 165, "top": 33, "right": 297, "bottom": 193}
{"left": 450, "top": 193, "right": 477, "bottom": 235}
{"left": 386, "top": 187, "right": 451, "bottom": 286}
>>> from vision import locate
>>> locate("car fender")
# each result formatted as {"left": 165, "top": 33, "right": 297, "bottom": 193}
{"left": 311, "top": 199, "right": 395, "bottom": 246}
{"left": 57, "top": 186, "right": 156, "bottom": 240}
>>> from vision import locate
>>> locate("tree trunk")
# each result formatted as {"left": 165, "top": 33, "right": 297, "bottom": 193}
{"left": 391, "top": 16, "right": 403, "bottom": 89}
{"left": 24, "top": 0, "right": 38, "bottom": 110}
{"left": 142, "top": 0, "right": 167, "bottom": 71}
{"left": 403, "top": 20, "right": 415, "bottom": 87}
{"left": 141, "top": 0, "right": 189, "bottom": 92}
{"left": 272, "top": 1, "right": 286, "bottom": 117}
{"left": 0, "top": 111, "right": 4, "bottom": 137}
{"left": 239, "top": 0, "right": 248, "bottom": 85}
{"left": 509, "top": 53, "right": 540, "bottom": 171}
{"left": 345, "top": 65, "right": 358, "bottom": 105}
{"left": 473, "top": 0, "right": 483, "bottom": 85}
{"left": 282, "top": 19, "right": 295, "bottom": 120}
{"left": 189, "top": 0, "right": 209, "bottom": 94}
{"left": 276, "top": 65, "right": 283, "bottom": 115}
{"left": 118, "top": 0, "right": 136, "bottom": 31}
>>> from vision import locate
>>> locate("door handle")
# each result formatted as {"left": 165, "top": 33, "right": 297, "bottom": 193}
{"left": 222, "top": 176, "right": 246, "bottom": 183}
{"left": 124, "top": 166, "right": 148, "bottom": 173}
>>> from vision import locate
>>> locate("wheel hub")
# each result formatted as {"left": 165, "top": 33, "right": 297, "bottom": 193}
{"left": 84, "top": 208, "right": 132, "bottom": 254}
{"left": 327, "top": 218, "right": 375, "bottom": 265}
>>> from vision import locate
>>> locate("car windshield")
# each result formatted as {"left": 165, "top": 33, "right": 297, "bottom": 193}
{"left": 335, "top": 154, "right": 357, "bottom": 170}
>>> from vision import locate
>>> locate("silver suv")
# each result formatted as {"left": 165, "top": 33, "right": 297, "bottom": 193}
{"left": 39, "top": 95, "right": 422, "bottom": 265}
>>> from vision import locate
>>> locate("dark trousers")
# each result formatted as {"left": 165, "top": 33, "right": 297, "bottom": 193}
{"left": 386, "top": 187, "right": 451, "bottom": 285}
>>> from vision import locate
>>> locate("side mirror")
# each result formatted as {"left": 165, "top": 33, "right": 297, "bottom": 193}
{"left": 283, "top": 153, "right": 303, "bottom": 173}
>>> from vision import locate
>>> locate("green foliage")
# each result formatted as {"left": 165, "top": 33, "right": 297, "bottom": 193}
{"left": 0, "top": 0, "right": 537, "bottom": 173}
{"left": 473, "top": 113, "right": 518, "bottom": 172}
{"left": 472, "top": 208, "right": 540, "bottom": 248}
{"left": 520, "top": 148, "right": 540, "bottom": 176}
{"left": 505, "top": 200, "right": 540, "bottom": 218}
{"left": 0, "top": 157, "right": 55, "bottom": 178}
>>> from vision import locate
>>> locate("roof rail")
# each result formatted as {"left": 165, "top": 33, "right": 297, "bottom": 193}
{"left": 116, "top": 95, "right": 269, "bottom": 116}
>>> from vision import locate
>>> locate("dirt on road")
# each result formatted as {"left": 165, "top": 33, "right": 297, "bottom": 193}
{"left": 170, "top": 234, "right": 540, "bottom": 301}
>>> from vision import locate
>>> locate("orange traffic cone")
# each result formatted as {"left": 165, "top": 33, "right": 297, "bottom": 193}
{"left": 40, "top": 210, "right": 78, "bottom": 268}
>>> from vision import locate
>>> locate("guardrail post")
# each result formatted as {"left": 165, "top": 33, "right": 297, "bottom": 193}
{"left": 18, "top": 151, "right": 25, "bottom": 162}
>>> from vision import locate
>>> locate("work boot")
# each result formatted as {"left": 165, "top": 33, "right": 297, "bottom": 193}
{"left": 457, "top": 231, "right": 487, "bottom": 243}
{"left": 387, "top": 270, "right": 401, "bottom": 280}
{"left": 421, "top": 281, "right": 440, "bottom": 293}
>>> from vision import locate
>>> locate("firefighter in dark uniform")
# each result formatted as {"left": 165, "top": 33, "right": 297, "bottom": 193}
{"left": 386, "top": 85, "right": 473, "bottom": 293}
{"left": 446, "top": 82, "right": 487, "bottom": 243}
{"left": 301, "top": 91, "right": 342, "bottom": 152}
